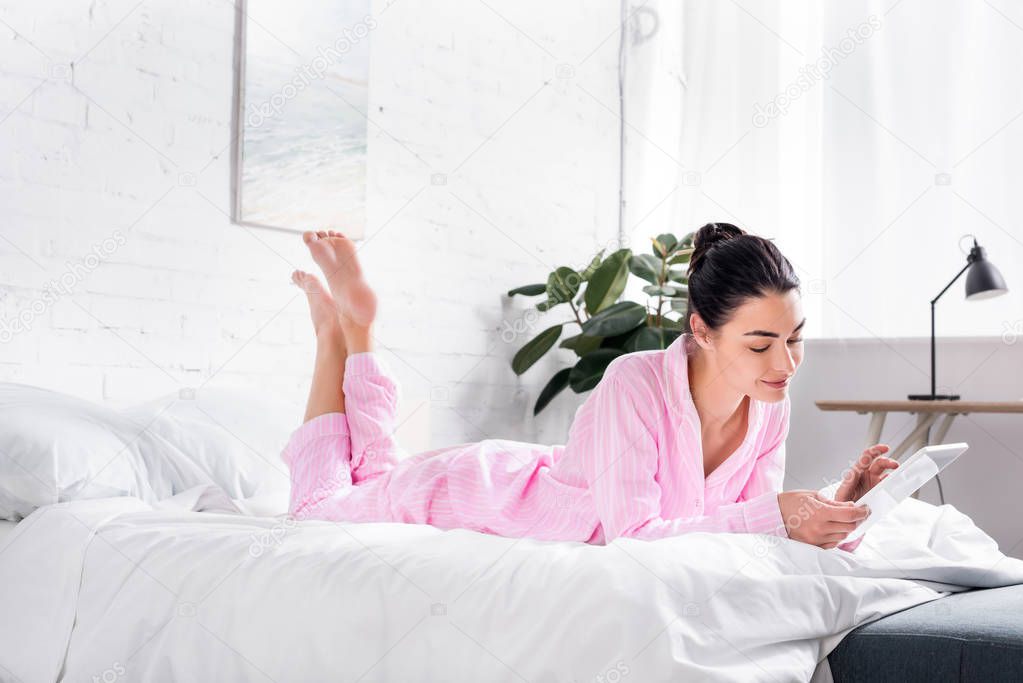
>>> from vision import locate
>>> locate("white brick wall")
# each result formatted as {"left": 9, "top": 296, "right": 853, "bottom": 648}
{"left": 0, "top": 0, "right": 622, "bottom": 450}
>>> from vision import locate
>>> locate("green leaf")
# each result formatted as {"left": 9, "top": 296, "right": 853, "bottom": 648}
{"left": 669, "top": 284, "right": 689, "bottom": 301}
{"left": 670, "top": 297, "right": 688, "bottom": 313}
{"left": 599, "top": 327, "right": 638, "bottom": 350}
{"left": 651, "top": 233, "right": 678, "bottom": 257}
{"left": 533, "top": 367, "right": 571, "bottom": 415}
{"left": 546, "top": 267, "right": 581, "bottom": 305}
{"left": 512, "top": 324, "right": 563, "bottom": 375}
{"left": 629, "top": 253, "right": 661, "bottom": 285}
{"left": 584, "top": 248, "right": 632, "bottom": 315}
{"left": 625, "top": 327, "right": 682, "bottom": 352}
{"left": 665, "top": 268, "right": 689, "bottom": 283}
{"left": 667, "top": 250, "right": 693, "bottom": 266}
{"left": 559, "top": 333, "right": 603, "bottom": 357}
{"left": 507, "top": 283, "right": 547, "bottom": 297}
{"left": 660, "top": 317, "right": 685, "bottom": 331}
{"left": 569, "top": 349, "right": 625, "bottom": 392}
{"left": 581, "top": 301, "right": 647, "bottom": 337}
{"left": 642, "top": 284, "right": 680, "bottom": 297}
{"left": 580, "top": 250, "right": 605, "bottom": 281}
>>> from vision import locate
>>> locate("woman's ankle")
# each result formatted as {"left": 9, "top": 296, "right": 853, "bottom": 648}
{"left": 316, "top": 328, "right": 347, "bottom": 355}
{"left": 341, "top": 323, "right": 373, "bottom": 354}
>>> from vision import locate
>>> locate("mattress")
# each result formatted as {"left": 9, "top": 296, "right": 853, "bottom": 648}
{"left": 829, "top": 583, "right": 1023, "bottom": 681}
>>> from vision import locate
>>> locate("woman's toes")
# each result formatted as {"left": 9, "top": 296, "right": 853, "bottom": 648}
{"left": 295, "top": 271, "right": 321, "bottom": 294}
{"left": 302, "top": 231, "right": 317, "bottom": 244}
{"left": 293, "top": 270, "right": 342, "bottom": 338}
{"left": 316, "top": 230, "right": 328, "bottom": 238}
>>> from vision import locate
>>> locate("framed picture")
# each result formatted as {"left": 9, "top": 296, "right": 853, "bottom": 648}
{"left": 231, "top": 0, "right": 373, "bottom": 237}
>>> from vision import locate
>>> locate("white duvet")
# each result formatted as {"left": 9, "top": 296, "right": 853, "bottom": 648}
{"left": 0, "top": 489, "right": 1021, "bottom": 683}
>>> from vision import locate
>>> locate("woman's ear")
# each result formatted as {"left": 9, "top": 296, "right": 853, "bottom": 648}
{"left": 689, "top": 313, "right": 713, "bottom": 349}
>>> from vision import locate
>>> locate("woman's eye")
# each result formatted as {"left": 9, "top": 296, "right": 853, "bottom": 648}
{"left": 751, "top": 338, "right": 803, "bottom": 353}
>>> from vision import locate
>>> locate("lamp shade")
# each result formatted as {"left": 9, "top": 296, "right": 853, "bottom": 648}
{"left": 965, "top": 245, "right": 1008, "bottom": 300}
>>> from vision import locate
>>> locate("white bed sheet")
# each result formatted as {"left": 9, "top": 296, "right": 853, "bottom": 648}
{"left": 0, "top": 486, "right": 1021, "bottom": 682}
{"left": 0, "top": 519, "right": 17, "bottom": 545}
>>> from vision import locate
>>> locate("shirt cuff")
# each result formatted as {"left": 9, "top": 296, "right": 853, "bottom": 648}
{"left": 742, "top": 490, "right": 788, "bottom": 537}
{"left": 344, "top": 351, "right": 390, "bottom": 377}
{"left": 281, "top": 411, "right": 349, "bottom": 466}
{"left": 838, "top": 535, "right": 864, "bottom": 553}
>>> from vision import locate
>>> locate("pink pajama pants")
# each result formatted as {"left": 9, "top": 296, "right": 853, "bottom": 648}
{"left": 280, "top": 351, "right": 600, "bottom": 541}
{"left": 281, "top": 352, "right": 458, "bottom": 526}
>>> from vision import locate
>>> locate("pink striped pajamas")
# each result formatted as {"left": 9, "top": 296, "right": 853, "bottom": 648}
{"left": 282, "top": 336, "right": 862, "bottom": 551}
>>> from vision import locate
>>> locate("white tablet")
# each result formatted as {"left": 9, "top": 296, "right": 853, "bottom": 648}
{"left": 841, "top": 442, "right": 969, "bottom": 543}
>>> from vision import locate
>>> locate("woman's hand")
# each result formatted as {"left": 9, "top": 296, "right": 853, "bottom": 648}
{"left": 778, "top": 490, "right": 870, "bottom": 549}
{"left": 834, "top": 444, "right": 900, "bottom": 503}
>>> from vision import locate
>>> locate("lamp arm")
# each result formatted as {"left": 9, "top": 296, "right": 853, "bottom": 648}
{"left": 925, "top": 260, "right": 972, "bottom": 398}
{"left": 930, "top": 262, "right": 971, "bottom": 304}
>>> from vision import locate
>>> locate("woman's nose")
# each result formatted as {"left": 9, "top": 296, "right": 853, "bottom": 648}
{"left": 777, "top": 345, "right": 797, "bottom": 374}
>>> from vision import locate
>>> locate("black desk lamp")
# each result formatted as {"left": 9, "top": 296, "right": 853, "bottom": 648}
{"left": 908, "top": 236, "right": 1009, "bottom": 401}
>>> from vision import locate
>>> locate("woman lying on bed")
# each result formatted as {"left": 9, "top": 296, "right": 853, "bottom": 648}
{"left": 282, "top": 222, "right": 898, "bottom": 550}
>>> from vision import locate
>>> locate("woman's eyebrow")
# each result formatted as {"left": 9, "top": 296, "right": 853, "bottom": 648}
{"left": 743, "top": 318, "right": 807, "bottom": 338}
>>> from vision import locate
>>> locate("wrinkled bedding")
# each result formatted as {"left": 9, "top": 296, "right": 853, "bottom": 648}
{"left": 0, "top": 488, "right": 1020, "bottom": 683}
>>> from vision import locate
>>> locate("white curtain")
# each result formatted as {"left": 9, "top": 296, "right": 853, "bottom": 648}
{"left": 622, "top": 0, "right": 1022, "bottom": 340}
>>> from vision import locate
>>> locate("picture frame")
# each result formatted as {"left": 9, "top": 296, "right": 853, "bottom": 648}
{"left": 230, "top": 0, "right": 372, "bottom": 237}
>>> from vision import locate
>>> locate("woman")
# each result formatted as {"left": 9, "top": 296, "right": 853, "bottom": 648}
{"left": 283, "top": 222, "right": 897, "bottom": 550}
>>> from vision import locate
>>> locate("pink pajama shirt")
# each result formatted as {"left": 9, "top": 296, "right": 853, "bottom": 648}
{"left": 282, "top": 334, "right": 862, "bottom": 551}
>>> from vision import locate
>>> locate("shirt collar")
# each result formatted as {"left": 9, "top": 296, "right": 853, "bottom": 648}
{"left": 662, "top": 332, "right": 697, "bottom": 418}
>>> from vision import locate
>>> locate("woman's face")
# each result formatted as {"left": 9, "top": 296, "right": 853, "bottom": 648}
{"left": 691, "top": 289, "right": 805, "bottom": 403}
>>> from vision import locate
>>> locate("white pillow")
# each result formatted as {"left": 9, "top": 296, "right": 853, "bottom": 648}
{"left": 119, "top": 387, "right": 301, "bottom": 510}
{"left": 0, "top": 383, "right": 303, "bottom": 520}
{"left": 0, "top": 383, "right": 180, "bottom": 520}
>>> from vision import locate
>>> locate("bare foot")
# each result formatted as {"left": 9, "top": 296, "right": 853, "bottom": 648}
{"left": 291, "top": 269, "right": 344, "bottom": 346}
{"left": 302, "top": 230, "right": 377, "bottom": 342}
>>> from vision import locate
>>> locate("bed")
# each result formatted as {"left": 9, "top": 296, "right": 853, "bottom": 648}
{"left": 1, "top": 382, "right": 1022, "bottom": 682}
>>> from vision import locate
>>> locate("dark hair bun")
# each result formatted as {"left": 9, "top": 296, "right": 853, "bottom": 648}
{"left": 688, "top": 222, "right": 746, "bottom": 276}
{"left": 683, "top": 221, "right": 799, "bottom": 331}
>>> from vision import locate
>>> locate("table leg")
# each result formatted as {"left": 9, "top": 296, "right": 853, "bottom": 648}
{"left": 924, "top": 413, "right": 960, "bottom": 505}
{"left": 865, "top": 411, "right": 887, "bottom": 450}
{"left": 930, "top": 413, "right": 959, "bottom": 445}
{"left": 909, "top": 414, "right": 933, "bottom": 500}
{"left": 889, "top": 412, "right": 940, "bottom": 462}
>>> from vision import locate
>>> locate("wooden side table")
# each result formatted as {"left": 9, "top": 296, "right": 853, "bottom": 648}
{"left": 814, "top": 400, "right": 1023, "bottom": 501}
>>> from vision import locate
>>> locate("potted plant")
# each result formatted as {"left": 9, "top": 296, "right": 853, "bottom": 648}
{"left": 506, "top": 231, "right": 695, "bottom": 415}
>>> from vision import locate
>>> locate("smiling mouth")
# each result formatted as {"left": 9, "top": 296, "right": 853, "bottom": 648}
{"left": 761, "top": 378, "right": 790, "bottom": 388}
